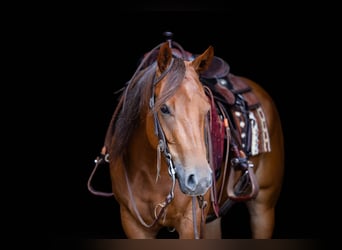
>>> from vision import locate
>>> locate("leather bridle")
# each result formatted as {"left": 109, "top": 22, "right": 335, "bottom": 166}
{"left": 87, "top": 43, "right": 209, "bottom": 239}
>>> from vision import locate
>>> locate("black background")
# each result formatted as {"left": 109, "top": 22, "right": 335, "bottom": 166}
{"left": 45, "top": 3, "right": 330, "bottom": 241}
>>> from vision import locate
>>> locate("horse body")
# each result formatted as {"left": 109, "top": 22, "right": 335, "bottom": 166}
{"left": 94, "top": 39, "right": 284, "bottom": 239}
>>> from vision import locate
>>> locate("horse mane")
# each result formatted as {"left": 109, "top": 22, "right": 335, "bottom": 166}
{"left": 110, "top": 55, "right": 186, "bottom": 159}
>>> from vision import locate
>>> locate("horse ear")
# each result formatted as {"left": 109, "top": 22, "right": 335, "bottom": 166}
{"left": 191, "top": 46, "right": 214, "bottom": 73}
{"left": 157, "top": 42, "right": 173, "bottom": 73}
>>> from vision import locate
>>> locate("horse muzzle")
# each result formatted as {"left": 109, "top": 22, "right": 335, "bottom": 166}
{"left": 175, "top": 164, "right": 213, "bottom": 196}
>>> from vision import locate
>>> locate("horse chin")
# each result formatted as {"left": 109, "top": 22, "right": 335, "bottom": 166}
{"left": 174, "top": 164, "right": 213, "bottom": 196}
{"left": 181, "top": 186, "right": 211, "bottom": 197}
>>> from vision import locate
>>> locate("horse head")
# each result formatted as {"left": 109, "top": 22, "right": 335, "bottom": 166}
{"left": 147, "top": 42, "right": 215, "bottom": 196}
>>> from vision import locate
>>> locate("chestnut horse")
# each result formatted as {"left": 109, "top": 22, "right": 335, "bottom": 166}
{"left": 88, "top": 39, "right": 284, "bottom": 239}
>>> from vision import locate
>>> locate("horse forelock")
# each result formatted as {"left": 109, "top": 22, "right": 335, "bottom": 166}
{"left": 110, "top": 57, "right": 187, "bottom": 159}
{"left": 153, "top": 58, "right": 186, "bottom": 111}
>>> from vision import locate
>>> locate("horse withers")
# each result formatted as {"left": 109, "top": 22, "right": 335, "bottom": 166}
{"left": 89, "top": 39, "right": 284, "bottom": 239}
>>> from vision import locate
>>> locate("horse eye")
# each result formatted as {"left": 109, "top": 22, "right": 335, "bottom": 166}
{"left": 160, "top": 104, "right": 170, "bottom": 114}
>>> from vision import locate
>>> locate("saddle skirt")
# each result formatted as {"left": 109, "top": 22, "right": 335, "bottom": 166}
{"left": 203, "top": 72, "right": 271, "bottom": 170}
{"left": 200, "top": 55, "right": 271, "bottom": 219}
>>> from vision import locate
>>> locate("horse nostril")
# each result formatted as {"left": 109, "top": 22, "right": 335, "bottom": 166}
{"left": 186, "top": 174, "right": 197, "bottom": 191}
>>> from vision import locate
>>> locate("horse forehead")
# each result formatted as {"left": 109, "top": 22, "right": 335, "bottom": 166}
{"left": 175, "top": 78, "right": 208, "bottom": 111}
{"left": 184, "top": 60, "right": 197, "bottom": 78}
